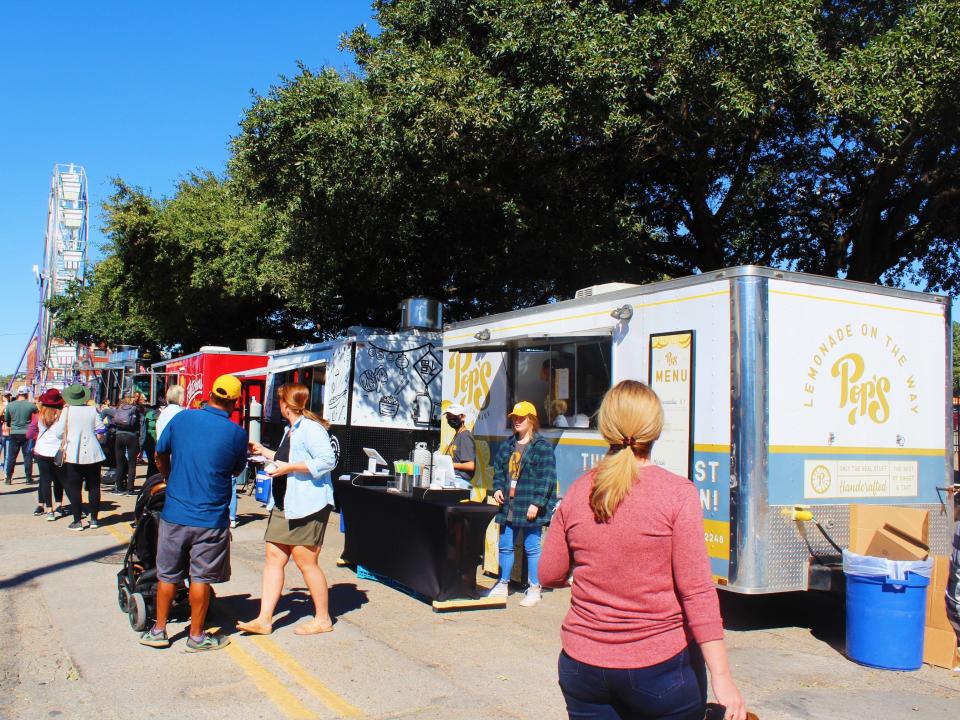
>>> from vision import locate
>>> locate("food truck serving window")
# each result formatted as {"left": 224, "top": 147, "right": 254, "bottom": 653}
{"left": 272, "top": 366, "right": 326, "bottom": 419}
{"left": 511, "top": 340, "right": 611, "bottom": 429}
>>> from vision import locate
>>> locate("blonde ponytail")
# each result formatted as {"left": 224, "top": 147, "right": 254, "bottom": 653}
{"left": 589, "top": 380, "right": 664, "bottom": 523}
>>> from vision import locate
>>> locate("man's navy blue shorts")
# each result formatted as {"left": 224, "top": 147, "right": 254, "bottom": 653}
{"left": 156, "top": 518, "right": 231, "bottom": 584}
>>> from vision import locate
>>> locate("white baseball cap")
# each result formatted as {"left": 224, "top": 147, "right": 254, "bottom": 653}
{"left": 445, "top": 403, "right": 466, "bottom": 416}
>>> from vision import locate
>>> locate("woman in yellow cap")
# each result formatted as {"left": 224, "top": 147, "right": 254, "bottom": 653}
{"left": 487, "top": 401, "right": 558, "bottom": 607}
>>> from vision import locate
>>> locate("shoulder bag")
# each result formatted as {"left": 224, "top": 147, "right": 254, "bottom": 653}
{"left": 54, "top": 408, "right": 69, "bottom": 467}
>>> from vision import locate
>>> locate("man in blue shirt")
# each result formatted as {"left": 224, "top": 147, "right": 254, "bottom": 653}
{"left": 140, "top": 375, "right": 248, "bottom": 652}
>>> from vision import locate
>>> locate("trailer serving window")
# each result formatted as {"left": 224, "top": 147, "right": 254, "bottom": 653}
{"left": 272, "top": 365, "right": 326, "bottom": 418}
{"left": 511, "top": 340, "right": 611, "bottom": 429}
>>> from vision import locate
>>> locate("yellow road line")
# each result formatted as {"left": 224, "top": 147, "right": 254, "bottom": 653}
{"left": 251, "top": 635, "right": 364, "bottom": 717}
{"left": 225, "top": 639, "right": 318, "bottom": 719}
{"left": 104, "top": 523, "right": 131, "bottom": 545}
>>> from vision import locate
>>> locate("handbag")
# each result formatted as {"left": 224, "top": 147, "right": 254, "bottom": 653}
{"left": 54, "top": 408, "right": 69, "bottom": 467}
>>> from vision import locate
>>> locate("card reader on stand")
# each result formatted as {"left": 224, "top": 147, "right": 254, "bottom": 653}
{"left": 362, "top": 447, "right": 390, "bottom": 475}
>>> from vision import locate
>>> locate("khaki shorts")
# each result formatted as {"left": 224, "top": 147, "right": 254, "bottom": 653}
{"left": 157, "top": 519, "right": 231, "bottom": 584}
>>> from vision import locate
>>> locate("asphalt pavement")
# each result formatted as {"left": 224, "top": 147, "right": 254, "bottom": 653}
{"left": 1, "top": 457, "right": 958, "bottom": 719}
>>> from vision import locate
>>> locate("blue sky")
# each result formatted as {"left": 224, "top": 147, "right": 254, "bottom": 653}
{"left": 0, "top": 2, "right": 375, "bottom": 374}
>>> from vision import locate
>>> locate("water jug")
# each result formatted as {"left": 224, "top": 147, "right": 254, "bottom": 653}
{"left": 413, "top": 442, "right": 431, "bottom": 486}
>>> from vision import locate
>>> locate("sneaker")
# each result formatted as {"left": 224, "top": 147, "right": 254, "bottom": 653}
{"left": 519, "top": 584, "right": 542, "bottom": 608}
{"left": 139, "top": 626, "right": 170, "bottom": 648}
{"left": 33, "top": 505, "right": 45, "bottom": 516}
{"left": 111, "top": 486, "right": 125, "bottom": 495}
{"left": 229, "top": 519, "right": 238, "bottom": 529}
{"left": 46, "top": 511, "right": 56, "bottom": 522}
{"left": 67, "top": 521, "right": 84, "bottom": 531}
{"left": 55, "top": 506, "right": 68, "bottom": 518}
{"left": 484, "top": 581, "right": 509, "bottom": 598}
{"left": 185, "top": 632, "right": 230, "bottom": 653}
{"left": 88, "top": 520, "right": 101, "bottom": 529}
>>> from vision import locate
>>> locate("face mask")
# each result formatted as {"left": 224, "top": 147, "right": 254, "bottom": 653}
{"left": 447, "top": 416, "right": 463, "bottom": 430}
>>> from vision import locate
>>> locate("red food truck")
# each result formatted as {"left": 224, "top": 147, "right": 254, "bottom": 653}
{"left": 147, "top": 346, "right": 267, "bottom": 427}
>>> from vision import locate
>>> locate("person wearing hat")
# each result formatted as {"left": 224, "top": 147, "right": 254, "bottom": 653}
{"left": 487, "top": 400, "right": 559, "bottom": 607}
{"left": 32, "top": 389, "right": 67, "bottom": 521}
{"left": 441, "top": 403, "right": 475, "bottom": 490}
{"left": 143, "top": 374, "right": 248, "bottom": 652}
{"left": 4, "top": 387, "right": 37, "bottom": 485}
{"left": 56, "top": 383, "right": 107, "bottom": 530}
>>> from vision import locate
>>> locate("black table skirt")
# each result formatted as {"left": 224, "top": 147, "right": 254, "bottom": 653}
{"left": 336, "top": 478, "right": 499, "bottom": 602}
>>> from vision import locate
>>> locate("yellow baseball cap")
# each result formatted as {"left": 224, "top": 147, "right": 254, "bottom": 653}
{"left": 508, "top": 401, "right": 538, "bottom": 419}
{"left": 211, "top": 374, "right": 242, "bottom": 401}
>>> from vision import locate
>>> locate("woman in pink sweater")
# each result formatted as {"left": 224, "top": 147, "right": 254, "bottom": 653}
{"left": 541, "top": 380, "right": 745, "bottom": 720}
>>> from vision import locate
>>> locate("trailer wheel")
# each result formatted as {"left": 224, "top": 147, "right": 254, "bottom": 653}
{"left": 128, "top": 592, "right": 148, "bottom": 631}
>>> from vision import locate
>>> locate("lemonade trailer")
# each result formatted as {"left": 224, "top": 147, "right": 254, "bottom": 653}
{"left": 441, "top": 266, "right": 954, "bottom": 593}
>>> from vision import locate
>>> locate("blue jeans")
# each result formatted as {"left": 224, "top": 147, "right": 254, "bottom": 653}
{"left": 498, "top": 523, "right": 542, "bottom": 586}
{"left": 558, "top": 647, "right": 707, "bottom": 720}
{"left": 5, "top": 434, "right": 33, "bottom": 482}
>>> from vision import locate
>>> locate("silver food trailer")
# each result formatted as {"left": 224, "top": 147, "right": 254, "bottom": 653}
{"left": 441, "top": 266, "right": 954, "bottom": 593}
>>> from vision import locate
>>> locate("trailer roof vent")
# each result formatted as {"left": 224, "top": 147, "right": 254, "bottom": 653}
{"left": 574, "top": 282, "right": 639, "bottom": 299}
{"left": 399, "top": 297, "right": 443, "bottom": 330}
{"left": 199, "top": 345, "right": 231, "bottom": 352}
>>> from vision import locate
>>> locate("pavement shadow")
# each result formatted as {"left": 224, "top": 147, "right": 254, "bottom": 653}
{"left": 719, "top": 590, "right": 845, "bottom": 653}
{"left": 101, "top": 508, "right": 136, "bottom": 526}
{"left": 214, "top": 583, "right": 368, "bottom": 634}
{"left": 0, "top": 485, "right": 41, "bottom": 496}
{"left": 0, "top": 545, "right": 123, "bottom": 589}
{"left": 234, "top": 511, "right": 265, "bottom": 527}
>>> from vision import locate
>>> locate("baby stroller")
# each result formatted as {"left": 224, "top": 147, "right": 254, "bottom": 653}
{"left": 116, "top": 473, "right": 188, "bottom": 631}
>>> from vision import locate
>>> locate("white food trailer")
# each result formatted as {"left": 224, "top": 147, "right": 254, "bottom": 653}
{"left": 441, "top": 266, "right": 954, "bottom": 593}
{"left": 240, "top": 301, "right": 445, "bottom": 476}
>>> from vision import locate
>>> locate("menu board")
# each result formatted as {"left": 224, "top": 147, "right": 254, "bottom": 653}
{"left": 648, "top": 331, "right": 695, "bottom": 477}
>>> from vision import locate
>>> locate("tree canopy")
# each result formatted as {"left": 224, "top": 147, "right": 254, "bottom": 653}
{"left": 51, "top": 0, "right": 960, "bottom": 348}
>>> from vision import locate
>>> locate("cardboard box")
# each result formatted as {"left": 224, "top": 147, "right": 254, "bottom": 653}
{"left": 849, "top": 504, "right": 929, "bottom": 555}
{"left": 865, "top": 526, "right": 929, "bottom": 560}
{"left": 924, "top": 554, "right": 960, "bottom": 669}
{"left": 926, "top": 555, "right": 953, "bottom": 632}
{"left": 924, "top": 626, "right": 960, "bottom": 669}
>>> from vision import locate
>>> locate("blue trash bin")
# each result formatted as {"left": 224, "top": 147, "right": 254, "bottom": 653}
{"left": 843, "top": 550, "right": 932, "bottom": 671}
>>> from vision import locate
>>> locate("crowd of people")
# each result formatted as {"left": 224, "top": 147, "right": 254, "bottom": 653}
{"left": 3, "top": 374, "right": 756, "bottom": 718}
{"left": 0, "top": 384, "right": 162, "bottom": 529}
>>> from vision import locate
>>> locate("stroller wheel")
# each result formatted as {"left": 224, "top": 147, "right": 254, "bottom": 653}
{"left": 118, "top": 585, "right": 131, "bottom": 613}
{"left": 128, "top": 592, "right": 149, "bottom": 632}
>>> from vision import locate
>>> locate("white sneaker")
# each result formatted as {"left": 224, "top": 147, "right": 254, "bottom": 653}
{"left": 230, "top": 519, "right": 238, "bottom": 529}
{"left": 484, "top": 581, "right": 508, "bottom": 598}
{"left": 518, "top": 584, "right": 541, "bottom": 607}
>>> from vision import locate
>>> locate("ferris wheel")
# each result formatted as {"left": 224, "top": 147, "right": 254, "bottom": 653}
{"left": 33, "top": 163, "right": 90, "bottom": 391}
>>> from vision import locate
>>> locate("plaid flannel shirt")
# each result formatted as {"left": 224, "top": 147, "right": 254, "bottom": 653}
{"left": 492, "top": 433, "right": 558, "bottom": 528}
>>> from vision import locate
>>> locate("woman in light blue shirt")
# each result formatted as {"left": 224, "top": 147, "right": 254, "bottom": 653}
{"left": 238, "top": 382, "right": 337, "bottom": 636}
